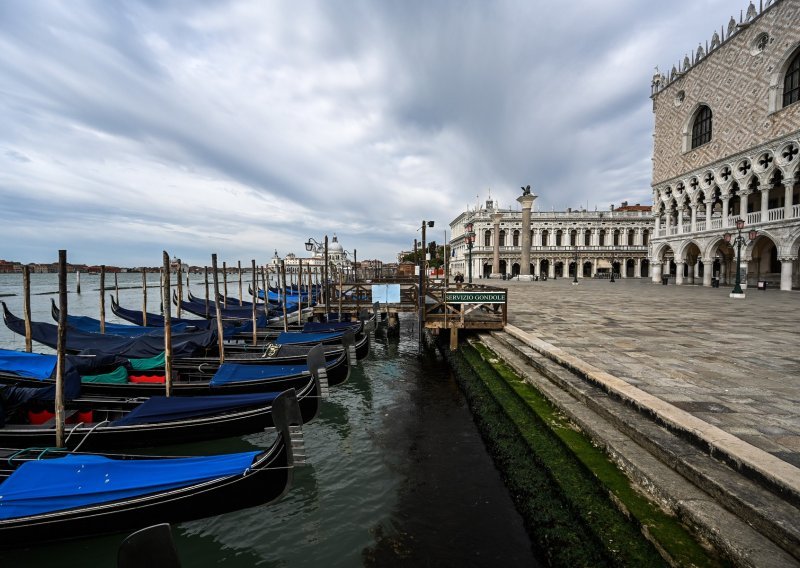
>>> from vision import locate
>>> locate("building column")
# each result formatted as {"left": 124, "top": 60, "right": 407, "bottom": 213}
{"left": 780, "top": 257, "right": 795, "bottom": 291}
{"left": 675, "top": 262, "right": 685, "bottom": 285}
{"left": 690, "top": 204, "right": 697, "bottom": 232}
{"left": 688, "top": 262, "right": 695, "bottom": 284}
{"left": 705, "top": 201, "right": 713, "bottom": 226}
{"left": 785, "top": 184, "right": 794, "bottom": 220}
{"left": 622, "top": 260, "right": 628, "bottom": 278}
{"left": 761, "top": 184, "right": 771, "bottom": 221}
{"left": 654, "top": 214, "right": 661, "bottom": 234}
{"left": 517, "top": 193, "right": 537, "bottom": 280}
{"left": 703, "top": 259, "right": 713, "bottom": 286}
{"left": 635, "top": 258, "right": 641, "bottom": 278}
{"left": 652, "top": 262, "right": 662, "bottom": 283}
{"left": 677, "top": 207, "right": 684, "bottom": 233}
{"left": 490, "top": 212, "right": 503, "bottom": 278}
{"left": 548, "top": 261, "right": 555, "bottom": 279}
{"left": 722, "top": 195, "right": 731, "bottom": 226}
{"left": 534, "top": 260, "right": 541, "bottom": 278}
{"left": 739, "top": 190, "right": 750, "bottom": 219}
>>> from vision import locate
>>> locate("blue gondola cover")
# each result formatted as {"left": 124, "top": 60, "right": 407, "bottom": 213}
{"left": 0, "top": 451, "right": 260, "bottom": 520}
{"left": 112, "top": 392, "right": 280, "bottom": 426}
{"left": 209, "top": 363, "right": 307, "bottom": 387}
{"left": 275, "top": 331, "right": 343, "bottom": 345}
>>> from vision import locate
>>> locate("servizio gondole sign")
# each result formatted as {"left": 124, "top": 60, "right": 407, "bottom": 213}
{"left": 446, "top": 291, "right": 506, "bottom": 304}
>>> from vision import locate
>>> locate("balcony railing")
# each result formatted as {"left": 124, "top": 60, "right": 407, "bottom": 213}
{"left": 695, "top": 220, "right": 706, "bottom": 232}
{"left": 652, "top": 206, "right": 797, "bottom": 239}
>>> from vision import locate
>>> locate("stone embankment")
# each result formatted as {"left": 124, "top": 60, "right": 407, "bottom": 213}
{"left": 481, "top": 327, "right": 799, "bottom": 567}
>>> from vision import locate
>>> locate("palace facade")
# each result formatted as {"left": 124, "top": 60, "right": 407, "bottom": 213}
{"left": 649, "top": 0, "right": 800, "bottom": 290}
{"left": 449, "top": 198, "right": 652, "bottom": 281}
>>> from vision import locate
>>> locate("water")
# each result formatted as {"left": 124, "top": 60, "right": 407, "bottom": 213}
{"left": 0, "top": 273, "right": 536, "bottom": 567}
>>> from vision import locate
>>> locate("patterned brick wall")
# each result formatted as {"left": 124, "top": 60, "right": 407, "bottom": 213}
{"left": 652, "top": 0, "right": 800, "bottom": 185}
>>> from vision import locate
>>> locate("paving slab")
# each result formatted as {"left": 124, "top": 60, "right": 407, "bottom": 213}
{"left": 502, "top": 278, "right": 800, "bottom": 468}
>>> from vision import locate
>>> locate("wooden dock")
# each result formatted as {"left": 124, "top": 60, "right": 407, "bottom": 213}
{"left": 313, "top": 278, "right": 507, "bottom": 348}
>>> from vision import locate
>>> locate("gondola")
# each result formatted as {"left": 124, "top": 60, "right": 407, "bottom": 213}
{"left": 0, "top": 378, "right": 321, "bottom": 450}
{"left": 0, "top": 341, "right": 344, "bottom": 398}
{"left": 2, "top": 302, "right": 217, "bottom": 359}
{"left": 52, "top": 299, "right": 198, "bottom": 337}
{"left": 110, "top": 296, "right": 232, "bottom": 329}
{"left": 0, "top": 389, "right": 304, "bottom": 547}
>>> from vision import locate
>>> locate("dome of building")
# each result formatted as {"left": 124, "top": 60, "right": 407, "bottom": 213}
{"left": 329, "top": 234, "right": 344, "bottom": 253}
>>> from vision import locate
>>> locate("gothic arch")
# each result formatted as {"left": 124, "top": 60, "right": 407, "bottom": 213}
{"left": 781, "top": 227, "right": 800, "bottom": 258}
{"left": 651, "top": 242, "right": 674, "bottom": 261}
{"left": 768, "top": 40, "right": 800, "bottom": 113}
{"left": 682, "top": 102, "right": 713, "bottom": 152}
{"left": 676, "top": 238, "right": 704, "bottom": 261}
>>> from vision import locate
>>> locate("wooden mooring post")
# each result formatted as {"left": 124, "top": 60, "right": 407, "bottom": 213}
{"left": 251, "top": 259, "right": 258, "bottom": 346}
{"left": 162, "top": 252, "right": 173, "bottom": 396}
{"left": 211, "top": 254, "right": 225, "bottom": 364}
{"left": 142, "top": 270, "right": 148, "bottom": 326}
{"left": 22, "top": 265, "right": 32, "bottom": 352}
{"left": 99, "top": 265, "right": 106, "bottom": 334}
{"left": 222, "top": 261, "right": 228, "bottom": 307}
{"left": 55, "top": 250, "right": 67, "bottom": 447}
{"left": 238, "top": 260, "right": 243, "bottom": 306}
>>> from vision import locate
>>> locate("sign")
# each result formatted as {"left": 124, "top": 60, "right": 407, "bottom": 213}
{"left": 446, "top": 291, "right": 506, "bottom": 304}
{"left": 371, "top": 284, "right": 401, "bottom": 303}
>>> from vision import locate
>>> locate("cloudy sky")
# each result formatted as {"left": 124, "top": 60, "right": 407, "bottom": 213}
{"left": 0, "top": 0, "right": 743, "bottom": 266}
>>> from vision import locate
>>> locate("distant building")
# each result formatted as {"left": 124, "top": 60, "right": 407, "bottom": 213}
{"left": 273, "top": 234, "right": 354, "bottom": 281}
{"left": 450, "top": 197, "right": 652, "bottom": 280}
{"left": 649, "top": 0, "right": 800, "bottom": 290}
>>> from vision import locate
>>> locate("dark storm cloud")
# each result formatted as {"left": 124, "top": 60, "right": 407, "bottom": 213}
{"left": 0, "top": 0, "right": 740, "bottom": 264}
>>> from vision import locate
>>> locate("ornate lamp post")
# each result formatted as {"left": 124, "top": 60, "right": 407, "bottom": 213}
{"left": 305, "top": 236, "right": 329, "bottom": 306}
{"left": 572, "top": 245, "right": 579, "bottom": 285}
{"left": 724, "top": 219, "right": 757, "bottom": 298}
{"left": 464, "top": 221, "right": 476, "bottom": 284}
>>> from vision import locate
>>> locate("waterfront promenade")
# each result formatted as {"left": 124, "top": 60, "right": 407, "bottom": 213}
{"left": 503, "top": 278, "right": 799, "bottom": 470}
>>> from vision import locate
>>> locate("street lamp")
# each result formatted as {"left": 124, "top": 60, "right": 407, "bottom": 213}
{"left": 305, "top": 236, "right": 329, "bottom": 307}
{"left": 464, "top": 220, "right": 476, "bottom": 284}
{"left": 724, "top": 219, "right": 757, "bottom": 298}
{"left": 572, "top": 245, "right": 579, "bottom": 285}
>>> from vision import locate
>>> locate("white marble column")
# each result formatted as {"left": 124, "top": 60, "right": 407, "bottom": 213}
{"left": 490, "top": 212, "right": 503, "bottom": 278}
{"left": 635, "top": 258, "right": 641, "bottom": 278}
{"left": 677, "top": 208, "right": 684, "bottom": 233}
{"left": 548, "top": 261, "right": 555, "bottom": 279}
{"left": 722, "top": 195, "right": 731, "bottom": 226}
{"left": 652, "top": 262, "right": 662, "bottom": 283}
{"left": 690, "top": 204, "right": 697, "bottom": 232}
{"left": 780, "top": 258, "right": 795, "bottom": 291}
{"left": 675, "top": 262, "right": 685, "bottom": 285}
{"left": 740, "top": 190, "right": 750, "bottom": 219}
{"left": 703, "top": 259, "right": 713, "bottom": 286}
{"left": 705, "top": 201, "right": 713, "bottom": 226}
{"left": 785, "top": 184, "right": 794, "bottom": 220}
{"left": 761, "top": 185, "right": 770, "bottom": 221}
{"left": 517, "top": 193, "right": 537, "bottom": 280}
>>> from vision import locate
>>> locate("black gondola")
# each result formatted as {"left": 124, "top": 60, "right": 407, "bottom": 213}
{"left": 0, "top": 389, "right": 304, "bottom": 548}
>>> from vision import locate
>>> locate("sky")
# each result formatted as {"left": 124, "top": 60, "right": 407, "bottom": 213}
{"left": 0, "top": 0, "right": 746, "bottom": 266}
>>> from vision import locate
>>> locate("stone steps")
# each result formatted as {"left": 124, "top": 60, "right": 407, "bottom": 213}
{"left": 481, "top": 330, "right": 800, "bottom": 568}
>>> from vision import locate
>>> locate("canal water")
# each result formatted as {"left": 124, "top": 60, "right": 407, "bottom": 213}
{"left": 0, "top": 273, "right": 537, "bottom": 567}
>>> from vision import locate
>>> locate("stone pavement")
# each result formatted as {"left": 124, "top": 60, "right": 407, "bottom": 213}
{"left": 501, "top": 277, "right": 800, "bottom": 469}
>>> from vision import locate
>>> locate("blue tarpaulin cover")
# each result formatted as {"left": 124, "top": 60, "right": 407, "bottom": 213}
{"left": 0, "top": 451, "right": 260, "bottom": 520}
{"left": 0, "top": 349, "right": 56, "bottom": 380}
{"left": 209, "top": 363, "right": 307, "bottom": 387}
{"left": 275, "top": 331, "right": 342, "bottom": 345}
{"left": 112, "top": 392, "right": 280, "bottom": 426}
{"left": 65, "top": 314, "right": 190, "bottom": 337}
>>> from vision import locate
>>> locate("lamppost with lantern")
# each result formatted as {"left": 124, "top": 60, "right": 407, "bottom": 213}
{"left": 305, "top": 236, "right": 328, "bottom": 306}
{"left": 464, "top": 220, "right": 476, "bottom": 284}
{"left": 724, "top": 219, "right": 757, "bottom": 298}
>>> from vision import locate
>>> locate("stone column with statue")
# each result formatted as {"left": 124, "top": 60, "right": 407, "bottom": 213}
{"left": 517, "top": 185, "right": 537, "bottom": 281}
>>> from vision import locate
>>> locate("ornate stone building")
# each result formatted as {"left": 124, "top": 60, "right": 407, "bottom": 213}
{"left": 649, "top": 0, "right": 800, "bottom": 290}
{"left": 449, "top": 197, "right": 652, "bottom": 281}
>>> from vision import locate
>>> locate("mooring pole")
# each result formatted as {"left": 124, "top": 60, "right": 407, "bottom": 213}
{"left": 99, "top": 265, "right": 106, "bottom": 334}
{"left": 280, "top": 260, "right": 289, "bottom": 332}
{"left": 55, "top": 250, "right": 67, "bottom": 447}
{"left": 211, "top": 254, "right": 225, "bottom": 363}
{"left": 114, "top": 272, "right": 119, "bottom": 303}
{"left": 162, "top": 252, "right": 173, "bottom": 396}
{"left": 76, "top": 269, "right": 81, "bottom": 295}
{"left": 238, "top": 260, "right": 243, "bottom": 306}
{"left": 204, "top": 266, "right": 210, "bottom": 318}
{"left": 251, "top": 259, "right": 258, "bottom": 347}
{"left": 142, "top": 270, "right": 148, "bottom": 327}
{"left": 176, "top": 260, "right": 183, "bottom": 319}
{"left": 297, "top": 259, "right": 303, "bottom": 325}
{"left": 222, "top": 261, "right": 228, "bottom": 307}
{"left": 22, "top": 265, "right": 32, "bottom": 352}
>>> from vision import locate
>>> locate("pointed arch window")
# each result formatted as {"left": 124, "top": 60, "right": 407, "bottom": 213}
{"left": 691, "top": 105, "right": 712, "bottom": 148}
{"left": 784, "top": 50, "right": 800, "bottom": 107}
